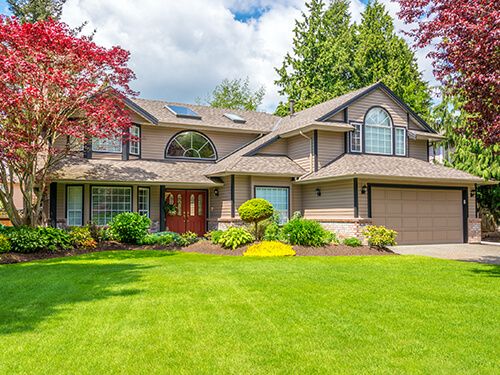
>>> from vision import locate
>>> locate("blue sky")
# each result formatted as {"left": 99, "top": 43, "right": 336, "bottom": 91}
{"left": 0, "top": 0, "right": 434, "bottom": 112}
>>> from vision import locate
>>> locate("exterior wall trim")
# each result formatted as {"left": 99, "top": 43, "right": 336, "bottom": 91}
{"left": 353, "top": 178, "right": 359, "bottom": 218}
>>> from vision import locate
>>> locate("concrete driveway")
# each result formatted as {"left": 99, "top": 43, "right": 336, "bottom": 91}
{"left": 389, "top": 243, "right": 500, "bottom": 264}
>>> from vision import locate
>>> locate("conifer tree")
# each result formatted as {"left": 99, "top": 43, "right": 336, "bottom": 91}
{"left": 7, "top": 0, "right": 66, "bottom": 22}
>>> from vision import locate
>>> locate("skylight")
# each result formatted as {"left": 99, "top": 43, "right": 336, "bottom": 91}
{"left": 224, "top": 113, "right": 246, "bottom": 123}
{"left": 165, "top": 105, "right": 201, "bottom": 119}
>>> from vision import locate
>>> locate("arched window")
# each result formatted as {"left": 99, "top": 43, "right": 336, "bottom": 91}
{"left": 165, "top": 131, "right": 217, "bottom": 160}
{"left": 364, "top": 107, "right": 392, "bottom": 155}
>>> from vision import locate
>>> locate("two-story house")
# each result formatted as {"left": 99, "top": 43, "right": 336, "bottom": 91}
{"left": 50, "top": 82, "right": 489, "bottom": 245}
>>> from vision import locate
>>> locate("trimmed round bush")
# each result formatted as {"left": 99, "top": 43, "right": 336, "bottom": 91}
{"left": 238, "top": 198, "right": 274, "bottom": 239}
{"left": 281, "top": 218, "right": 334, "bottom": 247}
{"left": 244, "top": 241, "right": 295, "bottom": 257}
{"left": 0, "top": 234, "right": 11, "bottom": 253}
{"left": 218, "top": 227, "right": 254, "bottom": 250}
{"left": 69, "top": 227, "right": 97, "bottom": 249}
{"left": 343, "top": 237, "right": 362, "bottom": 247}
{"left": 109, "top": 212, "right": 151, "bottom": 244}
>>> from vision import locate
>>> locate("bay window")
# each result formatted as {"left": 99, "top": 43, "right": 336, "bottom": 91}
{"left": 395, "top": 127, "right": 406, "bottom": 156}
{"left": 92, "top": 135, "right": 122, "bottom": 153}
{"left": 91, "top": 186, "right": 132, "bottom": 225}
{"left": 130, "top": 125, "right": 140, "bottom": 156}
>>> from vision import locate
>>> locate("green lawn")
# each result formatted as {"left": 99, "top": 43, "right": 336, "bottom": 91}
{"left": 0, "top": 251, "right": 498, "bottom": 374}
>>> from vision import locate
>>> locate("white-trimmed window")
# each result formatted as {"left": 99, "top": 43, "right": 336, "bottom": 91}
{"left": 165, "top": 131, "right": 216, "bottom": 160}
{"left": 67, "top": 185, "right": 83, "bottom": 226}
{"left": 138, "top": 187, "right": 150, "bottom": 217}
{"left": 255, "top": 186, "right": 289, "bottom": 224}
{"left": 350, "top": 122, "right": 362, "bottom": 153}
{"left": 92, "top": 135, "right": 122, "bottom": 153}
{"left": 365, "top": 107, "right": 392, "bottom": 155}
{"left": 91, "top": 186, "right": 132, "bottom": 225}
{"left": 395, "top": 127, "right": 406, "bottom": 156}
{"left": 130, "top": 125, "right": 140, "bottom": 156}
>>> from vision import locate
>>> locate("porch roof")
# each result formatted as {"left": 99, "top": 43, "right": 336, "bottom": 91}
{"left": 51, "top": 158, "right": 223, "bottom": 186}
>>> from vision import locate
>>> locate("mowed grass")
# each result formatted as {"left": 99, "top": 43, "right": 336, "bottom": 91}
{"left": 0, "top": 251, "right": 498, "bottom": 374}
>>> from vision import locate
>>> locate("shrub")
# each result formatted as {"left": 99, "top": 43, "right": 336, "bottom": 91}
{"left": 343, "top": 237, "right": 362, "bottom": 247}
{"left": 244, "top": 241, "right": 295, "bottom": 257}
{"left": 205, "top": 230, "right": 223, "bottom": 245}
{"left": 281, "top": 218, "right": 334, "bottom": 247}
{"left": 6, "top": 226, "right": 71, "bottom": 253}
{"left": 217, "top": 227, "right": 254, "bottom": 250}
{"left": 69, "top": 227, "right": 96, "bottom": 249}
{"left": 238, "top": 198, "right": 274, "bottom": 239}
{"left": 263, "top": 222, "right": 282, "bottom": 241}
{"left": 141, "top": 232, "right": 176, "bottom": 246}
{"left": 362, "top": 225, "right": 398, "bottom": 247}
{"left": 0, "top": 234, "right": 11, "bottom": 253}
{"left": 174, "top": 231, "right": 199, "bottom": 247}
{"left": 108, "top": 212, "right": 151, "bottom": 244}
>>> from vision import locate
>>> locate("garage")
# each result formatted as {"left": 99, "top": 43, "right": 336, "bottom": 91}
{"left": 369, "top": 185, "right": 466, "bottom": 245}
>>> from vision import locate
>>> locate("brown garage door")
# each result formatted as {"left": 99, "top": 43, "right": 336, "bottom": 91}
{"left": 371, "top": 187, "right": 464, "bottom": 245}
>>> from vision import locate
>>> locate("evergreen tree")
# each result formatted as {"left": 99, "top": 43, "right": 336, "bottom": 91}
{"left": 354, "top": 0, "right": 431, "bottom": 118}
{"left": 7, "top": 0, "right": 66, "bottom": 22}
{"left": 275, "top": 0, "right": 356, "bottom": 115}
{"left": 201, "top": 77, "right": 265, "bottom": 111}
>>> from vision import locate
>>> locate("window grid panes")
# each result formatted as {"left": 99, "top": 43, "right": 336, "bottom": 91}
{"left": 365, "top": 108, "right": 392, "bottom": 155}
{"left": 138, "top": 187, "right": 150, "bottom": 217}
{"left": 67, "top": 186, "right": 83, "bottom": 226}
{"left": 130, "top": 126, "right": 140, "bottom": 156}
{"left": 350, "top": 123, "right": 362, "bottom": 152}
{"left": 92, "top": 135, "right": 122, "bottom": 153}
{"left": 91, "top": 187, "right": 132, "bottom": 225}
{"left": 395, "top": 128, "right": 406, "bottom": 156}
{"left": 166, "top": 131, "right": 216, "bottom": 160}
{"left": 255, "top": 187, "right": 289, "bottom": 224}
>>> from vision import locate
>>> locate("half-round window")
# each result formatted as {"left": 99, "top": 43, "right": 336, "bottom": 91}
{"left": 165, "top": 131, "right": 217, "bottom": 160}
{"left": 364, "top": 107, "right": 392, "bottom": 155}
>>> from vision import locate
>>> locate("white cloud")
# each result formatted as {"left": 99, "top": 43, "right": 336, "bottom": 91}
{"left": 62, "top": 0, "right": 436, "bottom": 112}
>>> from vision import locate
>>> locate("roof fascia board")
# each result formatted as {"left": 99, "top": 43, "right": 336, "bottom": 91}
{"left": 124, "top": 97, "right": 159, "bottom": 125}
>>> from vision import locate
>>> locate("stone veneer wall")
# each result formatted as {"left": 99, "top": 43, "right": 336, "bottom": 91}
{"left": 468, "top": 218, "right": 481, "bottom": 244}
{"left": 318, "top": 219, "right": 373, "bottom": 244}
{"left": 208, "top": 219, "right": 244, "bottom": 231}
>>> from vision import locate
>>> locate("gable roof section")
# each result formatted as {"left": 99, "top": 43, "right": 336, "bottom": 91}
{"left": 130, "top": 98, "right": 278, "bottom": 134}
{"left": 277, "top": 82, "right": 436, "bottom": 137}
{"left": 124, "top": 97, "right": 159, "bottom": 125}
{"left": 298, "top": 154, "right": 484, "bottom": 184}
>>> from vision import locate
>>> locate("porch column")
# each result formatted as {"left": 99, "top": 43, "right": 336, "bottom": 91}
{"left": 49, "top": 182, "right": 57, "bottom": 227}
{"left": 159, "top": 185, "right": 166, "bottom": 231}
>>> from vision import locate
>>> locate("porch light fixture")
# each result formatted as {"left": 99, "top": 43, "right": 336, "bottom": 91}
{"left": 361, "top": 184, "right": 367, "bottom": 194}
{"left": 214, "top": 188, "right": 219, "bottom": 197}
{"left": 315, "top": 188, "right": 321, "bottom": 197}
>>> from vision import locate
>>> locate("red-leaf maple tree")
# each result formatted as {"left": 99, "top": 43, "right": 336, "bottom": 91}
{"left": 0, "top": 17, "right": 136, "bottom": 226}
{"left": 396, "top": 0, "right": 499, "bottom": 146}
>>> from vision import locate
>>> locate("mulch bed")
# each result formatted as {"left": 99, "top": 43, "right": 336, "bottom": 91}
{"left": 180, "top": 240, "right": 395, "bottom": 257}
{"left": 1, "top": 240, "right": 394, "bottom": 264}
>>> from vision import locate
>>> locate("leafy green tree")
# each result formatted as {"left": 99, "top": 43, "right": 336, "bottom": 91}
{"left": 201, "top": 77, "right": 265, "bottom": 111}
{"left": 432, "top": 90, "right": 499, "bottom": 229}
{"left": 353, "top": 0, "right": 431, "bottom": 118}
{"left": 7, "top": 0, "right": 66, "bottom": 22}
{"left": 275, "top": 0, "right": 357, "bottom": 115}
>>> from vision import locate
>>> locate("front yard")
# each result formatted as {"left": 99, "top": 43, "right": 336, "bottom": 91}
{"left": 0, "top": 251, "right": 498, "bottom": 374}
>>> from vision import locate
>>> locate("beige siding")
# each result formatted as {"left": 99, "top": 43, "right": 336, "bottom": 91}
{"left": 150, "top": 185, "right": 161, "bottom": 225}
{"left": 348, "top": 88, "right": 408, "bottom": 127}
{"left": 209, "top": 177, "right": 231, "bottom": 219}
{"left": 358, "top": 178, "right": 369, "bottom": 218}
{"left": 56, "top": 183, "right": 66, "bottom": 220}
{"left": 234, "top": 175, "right": 251, "bottom": 216}
{"left": 258, "top": 138, "right": 288, "bottom": 155}
{"left": 326, "top": 111, "right": 345, "bottom": 122}
{"left": 317, "top": 131, "right": 344, "bottom": 168}
{"left": 409, "top": 139, "right": 428, "bottom": 161}
{"left": 302, "top": 180, "right": 354, "bottom": 219}
{"left": 141, "top": 125, "right": 258, "bottom": 160}
{"left": 288, "top": 133, "right": 312, "bottom": 172}
{"left": 468, "top": 185, "right": 476, "bottom": 219}
{"left": 91, "top": 152, "right": 122, "bottom": 160}
{"left": 291, "top": 183, "right": 302, "bottom": 214}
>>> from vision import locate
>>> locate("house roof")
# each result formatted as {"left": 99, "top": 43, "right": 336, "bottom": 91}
{"left": 52, "top": 158, "right": 222, "bottom": 186}
{"left": 130, "top": 98, "right": 278, "bottom": 134}
{"left": 207, "top": 155, "right": 305, "bottom": 177}
{"left": 298, "top": 154, "right": 485, "bottom": 184}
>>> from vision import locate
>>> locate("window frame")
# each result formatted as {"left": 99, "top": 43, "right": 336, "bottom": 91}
{"left": 90, "top": 185, "right": 133, "bottom": 226}
{"left": 66, "top": 185, "right": 84, "bottom": 227}
{"left": 364, "top": 106, "right": 393, "bottom": 155}
{"left": 164, "top": 130, "right": 217, "bottom": 161}
{"left": 349, "top": 121, "right": 362, "bottom": 153}
{"left": 129, "top": 125, "right": 141, "bottom": 156}
{"left": 394, "top": 127, "right": 407, "bottom": 156}
{"left": 137, "top": 186, "right": 150, "bottom": 217}
{"left": 254, "top": 185, "right": 290, "bottom": 225}
{"left": 92, "top": 134, "right": 123, "bottom": 154}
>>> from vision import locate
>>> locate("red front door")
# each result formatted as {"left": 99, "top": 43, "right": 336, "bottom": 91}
{"left": 165, "top": 190, "right": 207, "bottom": 236}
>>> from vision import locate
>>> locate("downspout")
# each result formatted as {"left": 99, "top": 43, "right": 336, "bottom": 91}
{"left": 299, "top": 131, "right": 313, "bottom": 173}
